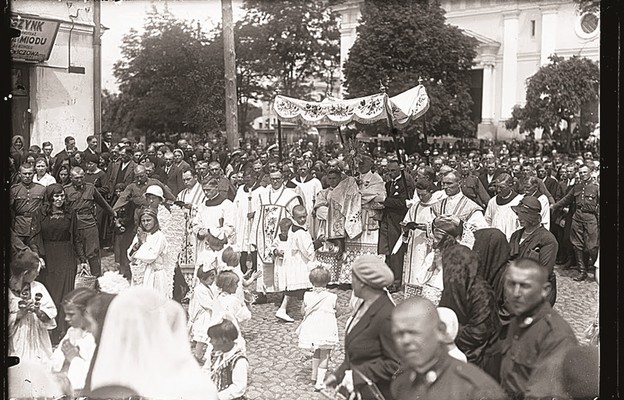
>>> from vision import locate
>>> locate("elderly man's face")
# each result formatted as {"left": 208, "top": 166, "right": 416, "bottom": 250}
{"left": 504, "top": 265, "right": 549, "bottom": 316}
{"left": 202, "top": 183, "right": 219, "bottom": 199}
{"left": 441, "top": 174, "right": 460, "bottom": 196}
{"left": 88, "top": 137, "right": 98, "bottom": 151}
{"left": 269, "top": 173, "right": 283, "bottom": 190}
{"left": 120, "top": 149, "right": 131, "bottom": 163}
{"left": 387, "top": 163, "right": 401, "bottom": 180}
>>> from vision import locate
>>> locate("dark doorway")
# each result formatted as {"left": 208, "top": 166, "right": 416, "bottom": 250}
{"left": 11, "top": 63, "right": 31, "bottom": 148}
{"left": 469, "top": 69, "right": 483, "bottom": 135}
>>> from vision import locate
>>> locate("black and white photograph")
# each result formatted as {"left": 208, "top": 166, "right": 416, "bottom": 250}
{"left": 2, "top": 0, "right": 617, "bottom": 399}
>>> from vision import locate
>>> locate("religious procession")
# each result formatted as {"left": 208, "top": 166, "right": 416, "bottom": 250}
{"left": 6, "top": 0, "right": 605, "bottom": 399}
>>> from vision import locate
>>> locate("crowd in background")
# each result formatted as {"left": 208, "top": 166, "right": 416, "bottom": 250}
{"left": 8, "top": 130, "right": 600, "bottom": 399}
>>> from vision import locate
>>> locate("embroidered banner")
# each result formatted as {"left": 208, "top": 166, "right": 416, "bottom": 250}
{"left": 273, "top": 85, "right": 429, "bottom": 128}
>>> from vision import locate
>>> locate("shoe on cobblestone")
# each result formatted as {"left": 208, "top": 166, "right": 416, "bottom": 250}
{"left": 276, "top": 310, "right": 294, "bottom": 322}
{"left": 314, "top": 382, "right": 325, "bottom": 392}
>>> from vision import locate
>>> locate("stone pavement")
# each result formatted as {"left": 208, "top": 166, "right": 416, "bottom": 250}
{"left": 101, "top": 254, "right": 598, "bottom": 400}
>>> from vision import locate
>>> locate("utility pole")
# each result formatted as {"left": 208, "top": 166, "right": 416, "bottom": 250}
{"left": 93, "top": 0, "right": 102, "bottom": 151}
{"left": 221, "top": 0, "right": 239, "bottom": 150}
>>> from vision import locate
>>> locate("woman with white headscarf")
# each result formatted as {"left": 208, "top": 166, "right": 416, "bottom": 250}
{"left": 87, "top": 287, "right": 218, "bottom": 399}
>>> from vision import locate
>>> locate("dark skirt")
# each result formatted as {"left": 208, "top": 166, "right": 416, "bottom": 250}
{"left": 40, "top": 240, "right": 77, "bottom": 342}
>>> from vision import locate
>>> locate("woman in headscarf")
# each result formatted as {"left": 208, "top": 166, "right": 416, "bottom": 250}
{"left": 438, "top": 244, "right": 500, "bottom": 368}
{"left": 10, "top": 135, "right": 26, "bottom": 168}
{"left": 127, "top": 207, "right": 172, "bottom": 298}
{"left": 324, "top": 255, "right": 400, "bottom": 400}
{"left": 472, "top": 228, "right": 511, "bottom": 324}
{"left": 87, "top": 287, "right": 218, "bottom": 399}
{"left": 413, "top": 214, "right": 475, "bottom": 304}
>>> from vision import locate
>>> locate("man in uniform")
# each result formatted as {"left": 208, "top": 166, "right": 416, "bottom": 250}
{"left": 551, "top": 164, "right": 599, "bottom": 281}
{"left": 391, "top": 296, "right": 505, "bottom": 400}
{"left": 458, "top": 160, "right": 490, "bottom": 209}
{"left": 65, "top": 167, "right": 116, "bottom": 276}
{"left": 499, "top": 258, "right": 578, "bottom": 399}
{"left": 10, "top": 163, "right": 47, "bottom": 255}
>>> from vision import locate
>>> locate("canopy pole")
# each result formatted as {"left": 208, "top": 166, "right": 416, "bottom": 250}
{"left": 337, "top": 126, "right": 345, "bottom": 145}
{"left": 277, "top": 119, "right": 283, "bottom": 162}
{"left": 381, "top": 92, "right": 411, "bottom": 200}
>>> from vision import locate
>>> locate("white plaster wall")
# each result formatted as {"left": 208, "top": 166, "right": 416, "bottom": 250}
{"left": 12, "top": 0, "right": 95, "bottom": 153}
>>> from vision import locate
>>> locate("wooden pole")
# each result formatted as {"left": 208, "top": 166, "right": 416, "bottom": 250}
{"left": 93, "top": 0, "right": 102, "bottom": 151}
{"left": 277, "top": 119, "right": 283, "bottom": 162}
{"left": 221, "top": 0, "right": 239, "bottom": 150}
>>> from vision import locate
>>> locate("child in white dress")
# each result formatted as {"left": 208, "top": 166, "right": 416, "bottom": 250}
{"left": 216, "top": 271, "right": 252, "bottom": 327}
{"left": 50, "top": 288, "right": 98, "bottom": 392}
{"left": 188, "top": 262, "right": 219, "bottom": 365}
{"left": 296, "top": 267, "right": 339, "bottom": 391}
{"left": 8, "top": 248, "right": 57, "bottom": 368}
{"left": 127, "top": 208, "right": 171, "bottom": 298}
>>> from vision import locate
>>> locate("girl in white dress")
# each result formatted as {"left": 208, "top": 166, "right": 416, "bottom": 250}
{"left": 50, "top": 288, "right": 97, "bottom": 393}
{"left": 127, "top": 208, "right": 172, "bottom": 298}
{"left": 8, "top": 247, "right": 57, "bottom": 368}
{"left": 296, "top": 267, "right": 339, "bottom": 391}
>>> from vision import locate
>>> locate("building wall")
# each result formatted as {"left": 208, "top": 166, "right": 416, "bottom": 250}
{"left": 334, "top": 0, "right": 599, "bottom": 141}
{"left": 11, "top": 0, "right": 96, "bottom": 154}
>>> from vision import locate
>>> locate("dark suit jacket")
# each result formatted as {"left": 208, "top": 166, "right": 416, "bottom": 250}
{"left": 544, "top": 176, "right": 563, "bottom": 202}
{"left": 103, "top": 160, "right": 136, "bottom": 194}
{"left": 164, "top": 164, "right": 184, "bottom": 196}
{"left": 336, "top": 295, "right": 401, "bottom": 400}
{"left": 478, "top": 169, "right": 502, "bottom": 198}
{"left": 379, "top": 177, "right": 413, "bottom": 254}
{"left": 52, "top": 149, "right": 71, "bottom": 176}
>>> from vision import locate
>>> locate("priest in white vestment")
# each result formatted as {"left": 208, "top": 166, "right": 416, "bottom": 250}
{"left": 249, "top": 171, "right": 302, "bottom": 293}
{"left": 287, "top": 163, "right": 322, "bottom": 237}
{"left": 232, "top": 169, "right": 265, "bottom": 272}
{"left": 484, "top": 173, "right": 522, "bottom": 240}
{"left": 431, "top": 171, "right": 488, "bottom": 230}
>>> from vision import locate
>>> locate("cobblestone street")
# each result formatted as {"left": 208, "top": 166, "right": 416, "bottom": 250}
{"left": 102, "top": 254, "right": 598, "bottom": 400}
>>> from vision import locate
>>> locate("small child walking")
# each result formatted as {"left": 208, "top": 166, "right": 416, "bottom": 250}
{"left": 216, "top": 271, "right": 252, "bottom": 328}
{"left": 296, "top": 267, "right": 339, "bottom": 391}
{"left": 187, "top": 262, "right": 219, "bottom": 365}
{"left": 208, "top": 319, "right": 248, "bottom": 400}
{"left": 437, "top": 307, "right": 467, "bottom": 363}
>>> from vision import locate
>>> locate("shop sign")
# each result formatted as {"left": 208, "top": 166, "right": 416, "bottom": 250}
{"left": 10, "top": 14, "right": 60, "bottom": 63}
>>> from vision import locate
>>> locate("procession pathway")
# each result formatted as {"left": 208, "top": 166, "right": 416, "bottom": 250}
{"left": 101, "top": 254, "right": 598, "bottom": 400}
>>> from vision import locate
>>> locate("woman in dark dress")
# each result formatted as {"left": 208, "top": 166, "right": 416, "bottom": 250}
{"left": 438, "top": 244, "right": 500, "bottom": 368}
{"left": 37, "top": 183, "right": 85, "bottom": 344}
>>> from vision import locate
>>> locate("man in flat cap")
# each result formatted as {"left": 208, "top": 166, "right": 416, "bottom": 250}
{"left": 325, "top": 255, "right": 400, "bottom": 400}
{"left": 390, "top": 296, "right": 505, "bottom": 400}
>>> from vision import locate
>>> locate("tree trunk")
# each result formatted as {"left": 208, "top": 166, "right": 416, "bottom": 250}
{"left": 221, "top": 0, "right": 239, "bottom": 150}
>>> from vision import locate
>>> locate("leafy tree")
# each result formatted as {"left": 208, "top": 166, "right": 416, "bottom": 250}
{"left": 110, "top": 6, "right": 226, "bottom": 138}
{"left": 236, "top": 0, "right": 341, "bottom": 98}
{"left": 574, "top": 0, "right": 600, "bottom": 14}
{"left": 343, "top": 0, "right": 478, "bottom": 137}
{"left": 506, "top": 55, "right": 599, "bottom": 148}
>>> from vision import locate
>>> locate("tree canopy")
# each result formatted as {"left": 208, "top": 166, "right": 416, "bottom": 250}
{"left": 343, "top": 0, "right": 478, "bottom": 137}
{"left": 104, "top": 6, "right": 226, "bottom": 138}
{"left": 237, "top": 0, "right": 341, "bottom": 99}
{"left": 506, "top": 55, "right": 599, "bottom": 139}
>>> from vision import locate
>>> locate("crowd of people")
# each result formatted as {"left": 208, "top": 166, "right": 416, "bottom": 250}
{"left": 8, "top": 131, "right": 600, "bottom": 399}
